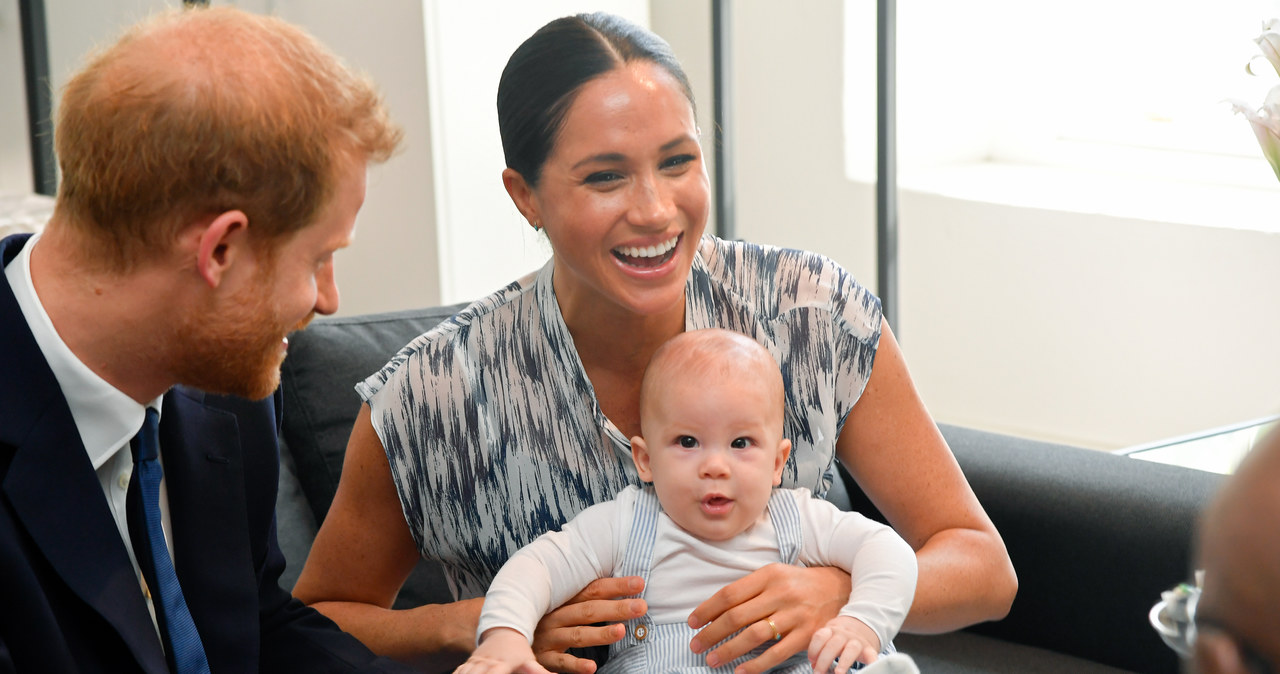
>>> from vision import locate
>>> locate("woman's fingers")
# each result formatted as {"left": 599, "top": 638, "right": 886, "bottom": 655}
{"left": 529, "top": 576, "right": 645, "bottom": 673}
{"left": 531, "top": 648, "right": 598, "bottom": 674}
{"left": 688, "top": 564, "right": 850, "bottom": 672}
{"left": 567, "top": 576, "right": 645, "bottom": 604}
{"left": 536, "top": 598, "right": 646, "bottom": 635}
{"left": 687, "top": 567, "right": 770, "bottom": 647}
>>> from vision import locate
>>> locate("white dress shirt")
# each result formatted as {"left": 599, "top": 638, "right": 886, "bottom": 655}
{"left": 5, "top": 232, "right": 172, "bottom": 634}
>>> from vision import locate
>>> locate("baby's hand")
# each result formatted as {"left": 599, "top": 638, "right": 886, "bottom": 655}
{"left": 806, "top": 616, "right": 880, "bottom": 674}
{"left": 453, "top": 628, "right": 552, "bottom": 674}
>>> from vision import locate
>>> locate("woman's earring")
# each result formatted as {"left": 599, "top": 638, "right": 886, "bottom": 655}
{"left": 531, "top": 220, "right": 541, "bottom": 231}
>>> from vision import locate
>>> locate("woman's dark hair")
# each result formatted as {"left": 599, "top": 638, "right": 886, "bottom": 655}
{"left": 497, "top": 12, "right": 695, "bottom": 187}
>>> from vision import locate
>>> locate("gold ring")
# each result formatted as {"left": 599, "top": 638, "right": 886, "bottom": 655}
{"left": 766, "top": 617, "right": 781, "bottom": 641}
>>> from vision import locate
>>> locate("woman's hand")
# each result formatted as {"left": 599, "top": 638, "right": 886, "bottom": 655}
{"left": 685, "top": 564, "right": 850, "bottom": 673}
{"left": 530, "top": 576, "right": 647, "bottom": 674}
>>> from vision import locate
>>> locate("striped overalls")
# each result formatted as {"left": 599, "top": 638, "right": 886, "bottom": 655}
{"left": 601, "top": 487, "right": 813, "bottom": 673}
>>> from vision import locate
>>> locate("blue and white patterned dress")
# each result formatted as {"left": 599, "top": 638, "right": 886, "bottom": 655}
{"left": 357, "top": 235, "right": 883, "bottom": 600}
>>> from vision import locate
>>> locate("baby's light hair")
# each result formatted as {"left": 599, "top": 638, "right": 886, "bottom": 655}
{"left": 639, "top": 329, "right": 785, "bottom": 433}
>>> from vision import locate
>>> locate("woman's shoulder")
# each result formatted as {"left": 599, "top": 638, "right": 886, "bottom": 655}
{"left": 698, "top": 233, "right": 839, "bottom": 266}
{"left": 357, "top": 267, "right": 545, "bottom": 396}
{"left": 694, "top": 235, "right": 879, "bottom": 321}
{"left": 406, "top": 270, "right": 541, "bottom": 353}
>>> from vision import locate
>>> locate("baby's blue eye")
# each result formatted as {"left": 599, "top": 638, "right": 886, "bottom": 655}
{"left": 678, "top": 436, "right": 698, "bottom": 448}
{"left": 731, "top": 437, "right": 751, "bottom": 449}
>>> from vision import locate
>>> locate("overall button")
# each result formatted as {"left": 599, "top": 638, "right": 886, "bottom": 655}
{"left": 633, "top": 623, "right": 648, "bottom": 641}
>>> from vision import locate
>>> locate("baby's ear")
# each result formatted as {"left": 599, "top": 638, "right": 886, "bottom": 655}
{"left": 773, "top": 439, "right": 792, "bottom": 486}
{"left": 631, "top": 436, "right": 655, "bottom": 483}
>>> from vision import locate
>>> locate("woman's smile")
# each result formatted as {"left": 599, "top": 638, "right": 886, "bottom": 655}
{"left": 612, "top": 233, "right": 682, "bottom": 270}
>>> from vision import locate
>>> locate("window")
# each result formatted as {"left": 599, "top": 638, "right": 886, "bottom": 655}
{"left": 846, "top": 0, "right": 1280, "bottom": 190}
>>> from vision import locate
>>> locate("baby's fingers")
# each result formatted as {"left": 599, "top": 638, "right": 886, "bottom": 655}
{"left": 807, "top": 627, "right": 842, "bottom": 673}
{"left": 827, "top": 642, "right": 877, "bottom": 674}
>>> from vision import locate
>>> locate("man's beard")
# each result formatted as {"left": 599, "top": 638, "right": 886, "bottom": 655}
{"left": 169, "top": 273, "right": 311, "bottom": 400}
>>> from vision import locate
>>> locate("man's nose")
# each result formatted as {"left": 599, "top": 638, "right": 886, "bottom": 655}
{"left": 314, "top": 262, "right": 340, "bottom": 316}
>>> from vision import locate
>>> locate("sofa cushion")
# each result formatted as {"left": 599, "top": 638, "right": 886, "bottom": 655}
{"left": 278, "top": 304, "right": 467, "bottom": 607}
{"left": 895, "top": 632, "right": 1131, "bottom": 673}
{"left": 280, "top": 305, "right": 467, "bottom": 523}
{"left": 941, "top": 424, "right": 1220, "bottom": 672}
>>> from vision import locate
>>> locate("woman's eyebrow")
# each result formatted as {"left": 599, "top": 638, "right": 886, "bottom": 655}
{"left": 572, "top": 152, "right": 625, "bottom": 170}
{"left": 570, "top": 135, "right": 698, "bottom": 170}
{"left": 660, "top": 134, "right": 696, "bottom": 152}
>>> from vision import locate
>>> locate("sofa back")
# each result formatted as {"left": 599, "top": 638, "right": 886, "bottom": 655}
{"left": 278, "top": 304, "right": 467, "bottom": 608}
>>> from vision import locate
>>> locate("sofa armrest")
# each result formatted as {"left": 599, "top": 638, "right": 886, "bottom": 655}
{"left": 940, "top": 424, "right": 1221, "bottom": 672}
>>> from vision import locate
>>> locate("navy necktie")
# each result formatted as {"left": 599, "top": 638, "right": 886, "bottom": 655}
{"left": 127, "top": 408, "right": 212, "bottom": 674}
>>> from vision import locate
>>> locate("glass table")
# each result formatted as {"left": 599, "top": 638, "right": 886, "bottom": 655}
{"left": 1115, "top": 414, "right": 1280, "bottom": 475}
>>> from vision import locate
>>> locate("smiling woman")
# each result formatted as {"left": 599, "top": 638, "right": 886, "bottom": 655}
{"left": 503, "top": 58, "right": 709, "bottom": 351}
{"left": 293, "top": 11, "right": 1015, "bottom": 674}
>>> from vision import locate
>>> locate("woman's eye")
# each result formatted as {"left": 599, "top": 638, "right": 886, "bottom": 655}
{"left": 731, "top": 437, "right": 751, "bottom": 449}
{"left": 661, "top": 154, "right": 696, "bottom": 170}
{"left": 678, "top": 436, "right": 698, "bottom": 448}
{"left": 584, "top": 171, "right": 623, "bottom": 184}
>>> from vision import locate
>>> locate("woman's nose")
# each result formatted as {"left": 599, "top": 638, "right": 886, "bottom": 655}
{"left": 627, "top": 173, "right": 676, "bottom": 228}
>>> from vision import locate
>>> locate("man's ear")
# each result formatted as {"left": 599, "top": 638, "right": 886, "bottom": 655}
{"left": 631, "top": 436, "right": 654, "bottom": 483}
{"left": 773, "top": 439, "right": 792, "bottom": 486}
{"left": 193, "top": 210, "right": 250, "bottom": 288}
{"left": 501, "top": 168, "right": 540, "bottom": 228}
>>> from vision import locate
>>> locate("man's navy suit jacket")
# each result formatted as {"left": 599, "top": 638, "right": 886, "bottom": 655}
{"left": 0, "top": 234, "right": 409, "bottom": 673}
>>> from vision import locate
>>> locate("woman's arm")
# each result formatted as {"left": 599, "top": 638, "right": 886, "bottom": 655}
{"left": 293, "top": 405, "right": 479, "bottom": 671}
{"left": 837, "top": 319, "right": 1016, "bottom": 633}
{"left": 294, "top": 406, "right": 646, "bottom": 673}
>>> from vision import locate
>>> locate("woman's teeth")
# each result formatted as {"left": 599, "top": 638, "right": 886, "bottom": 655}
{"left": 615, "top": 235, "right": 679, "bottom": 259}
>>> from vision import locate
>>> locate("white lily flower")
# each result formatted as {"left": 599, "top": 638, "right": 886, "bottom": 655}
{"left": 1231, "top": 85, "right": 1280, "bottom": 182}
{"left": 1255, "top": 30, "right": 1280, "bottom": 77}
{"left": 1237, "top": 21, "right": 1280, "bottom": 183}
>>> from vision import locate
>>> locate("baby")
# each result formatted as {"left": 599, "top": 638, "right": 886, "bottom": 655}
{"left": 457, "top": 329, "right": 918, "bottom": 673}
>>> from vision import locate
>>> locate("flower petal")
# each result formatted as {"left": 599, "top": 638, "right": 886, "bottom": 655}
{"left": 1256, "top": 31, "right": 1280, "bottom": 77}
{"left": 1246, "top": 117, "right": 1280, "bottom": 182}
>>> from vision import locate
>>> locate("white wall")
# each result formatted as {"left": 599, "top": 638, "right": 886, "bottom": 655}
{"left": 0, "top": 0, "right": 33, "bottom": 194}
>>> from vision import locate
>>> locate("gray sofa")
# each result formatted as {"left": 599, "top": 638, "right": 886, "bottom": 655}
{"left": 274, "top": 305, "right": 1223, "bottom": 673}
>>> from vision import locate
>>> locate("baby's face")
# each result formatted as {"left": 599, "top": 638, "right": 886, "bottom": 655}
{"left": 632, "top": 371, "right": 790, "bottom": 542}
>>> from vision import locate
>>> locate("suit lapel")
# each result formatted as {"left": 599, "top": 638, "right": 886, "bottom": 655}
{"left": 0, "top": 235, "right": 168, "bottom": 673}
{"left": 161, "top": 390, "right": 258, "bottom": 667}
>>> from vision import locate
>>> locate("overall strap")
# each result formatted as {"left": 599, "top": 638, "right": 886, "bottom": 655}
{"left": 766, "top": 489, "right": 803, "bottom": 565}
{"left": 609, "top": 486, "right": 662, "bottom": 657}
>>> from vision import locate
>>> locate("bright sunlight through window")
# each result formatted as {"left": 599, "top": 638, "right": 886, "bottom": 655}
{"left": 846, "top": 0, "right": 1280, "bottom": 191}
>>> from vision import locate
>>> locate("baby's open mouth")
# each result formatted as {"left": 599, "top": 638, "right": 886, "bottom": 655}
{"left": 701, "top": 495, "right": 733, "bottom": 514}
